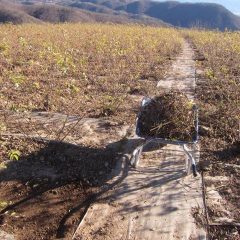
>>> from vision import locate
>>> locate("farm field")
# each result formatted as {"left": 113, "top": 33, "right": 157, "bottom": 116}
{"left": 0, "top": 24, "right": 182, "bottom": 122}
{"left": 186, "top": 30, "right": 240, "bottom": 239}
{"left": 0, "top": 23, "right": 239, "bottom": 239}
{"left": 0, "top": 24, "right": 184, "bottom": 240}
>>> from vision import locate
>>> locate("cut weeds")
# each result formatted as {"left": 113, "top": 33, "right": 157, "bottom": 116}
{"left": 138, "top": 91, "right": 195, "bottom": 141}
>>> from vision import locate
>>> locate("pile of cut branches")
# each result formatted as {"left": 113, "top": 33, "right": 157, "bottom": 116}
{"left": 138, "top": 91, "right": 195, "bottom": 141}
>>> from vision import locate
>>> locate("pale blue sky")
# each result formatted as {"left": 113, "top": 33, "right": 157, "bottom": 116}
{"left": 156, "top": 1, "right": 240, "bottom": 15}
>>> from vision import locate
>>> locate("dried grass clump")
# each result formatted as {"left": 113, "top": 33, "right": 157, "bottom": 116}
{"left": 138, "top": 91, "right": 195, "bottom": 141}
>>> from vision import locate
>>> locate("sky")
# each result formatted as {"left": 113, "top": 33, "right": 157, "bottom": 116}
{"left": 156, "top": 0, "right": 240, "bottom": 15}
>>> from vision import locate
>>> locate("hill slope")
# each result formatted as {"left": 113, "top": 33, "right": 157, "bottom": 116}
{"left": 0, "top": 1, "right": 41, "bottom": 23}
{"left": 116, "top": 1, "right": 240, "bottom": 30}
{"left": 0, "top": 0, "right": 169, "bottom": 26}
{"left": 1, "top": 0, "right": 240, "bottom": 30}
{"left": 60, "top": 0, "right": 240, "bottom": 30}
{"left": 22, "top": 4, "right": 95, "bottom": 22}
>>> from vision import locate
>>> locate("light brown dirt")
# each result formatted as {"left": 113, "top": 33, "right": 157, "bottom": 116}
{"left": 0, "top": 41, "right": 207, "bottom": 240}
{"left": 73, "top": 41, "right": 206, "bottom": 240}
{"left": 0, "top": 116, "right": 130, "bottom": 240}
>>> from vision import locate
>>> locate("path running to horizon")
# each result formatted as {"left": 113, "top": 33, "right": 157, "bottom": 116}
{"left": 73, "top": 41, "right": 206, "bottom": 240}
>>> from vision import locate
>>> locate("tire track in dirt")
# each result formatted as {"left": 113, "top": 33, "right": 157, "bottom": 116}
{"left": 73, "top": 40, "right": 206, "bottom": 240}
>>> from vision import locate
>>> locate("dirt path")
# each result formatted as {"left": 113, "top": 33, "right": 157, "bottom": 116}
{"left": 157, "top": 41, "right": 196, "bottom": 99}
{"left": 73, "top": 41, "right": 206, "bottom": 240}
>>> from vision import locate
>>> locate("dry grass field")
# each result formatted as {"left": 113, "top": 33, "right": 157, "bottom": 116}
{"left": 186, "top": 30, "right": 240, "bottom": 239}
{"left": 0, "top": 23, "right": 184, "bottom": 239}
{"left": 0, "top": 23, "right": 239, "bottom": 239}
{"left": 0, "top": 23, "right": 182, "bottom": 122}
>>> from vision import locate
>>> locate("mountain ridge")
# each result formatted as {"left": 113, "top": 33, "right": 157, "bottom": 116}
{"left": 0, "top": 0, "right": 169, "bottom": 26}
{"left": 0, "top": 0, "right": 240, "bottom": 30}
{"left": 70, "top": 0, "right": 240, "bottom": 30}
{"left": 115, "top": 1, "right": 240, "bottom": 30}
